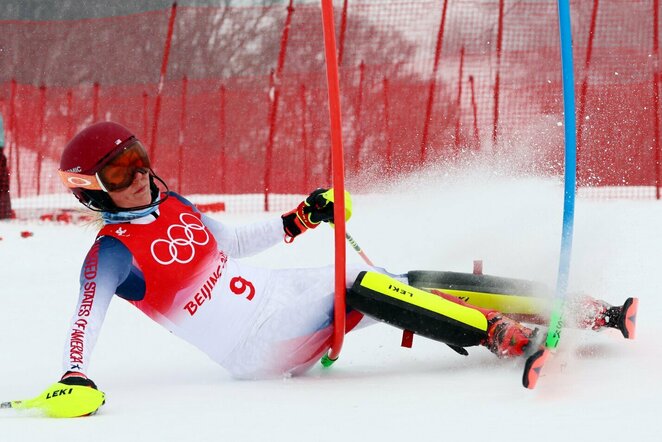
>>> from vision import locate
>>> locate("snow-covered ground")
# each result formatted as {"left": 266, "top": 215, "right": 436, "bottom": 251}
{"left": 1, "top": 167, "right": 659, "bottom": 441}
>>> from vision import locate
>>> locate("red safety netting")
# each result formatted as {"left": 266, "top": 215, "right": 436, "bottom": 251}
{"left": 0, "top": 0, "right": 660, "bottom": 219}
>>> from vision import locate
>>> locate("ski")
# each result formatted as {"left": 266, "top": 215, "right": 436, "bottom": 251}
{"left": 522, "top": 348, "right": 550, "bottom": 389}
{"left": 522, "top": 296, "right": 639, "bottom": 389}
{"left": 617, "top": 297, "right": 639, "bottom": 340}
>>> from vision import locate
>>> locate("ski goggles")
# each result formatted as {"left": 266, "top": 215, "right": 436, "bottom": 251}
{"left": 59, "top": 141, "right": 152, "bottom": 192}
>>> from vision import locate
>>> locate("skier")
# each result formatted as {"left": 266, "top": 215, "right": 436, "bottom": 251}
{"left": 49, "top": 121, "right": 635, "bottom": 416}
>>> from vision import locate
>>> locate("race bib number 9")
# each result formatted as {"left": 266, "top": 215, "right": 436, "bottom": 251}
{"left": 230, "top": 276, "right": 255, "bottom": 301}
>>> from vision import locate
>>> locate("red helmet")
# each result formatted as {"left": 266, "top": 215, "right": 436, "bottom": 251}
{"left": 60, "top": 121, "right": 135, "bottom": 174}
{"left": 59, "top": 122, "right": 168, "bottom": 212}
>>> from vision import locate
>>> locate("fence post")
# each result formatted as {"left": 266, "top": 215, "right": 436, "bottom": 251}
{"left": 150, "top": 2, "right": 178, "bottom": 160}
{"left": 577, "top": 0, "right": 600, "bottom": 185}
{"left": 454, "top": 46, "right": 465, "bottom": 152}
{"left": 9, "top": 79, "right": 20, "bottom": 198}
{"left": 469, "top": 75, "right": 480, "bottom": 149}
{"left": 7, "top": 79, "right": 15, "bottom": 173}
{"left": 263, "top": 0, "right": 295, "bottom": 212}
{"left": 654, "top": 73, "right": 660, "bottom": 199}
{"left": 178, "top": 76, "right": 187, "bottom": 193}
{"left": 654, "top": 0, "right": 661, "bottom": 199}
{"left": 66, "top": 89, "right": 74, "bottom": 141}
{"left": 420, "top": 0, "right": 449, "bottom": 163}
{"left": 382, "top": 77, "right": 392, "bottom": 170}
{"left": 37, "top": 85, "right": 46, "bottom": 196}
{"left": 218, "top": 84, "right": 226, "bottom": 192}
{"left": 352, "top": 61, "right": 365, "bottom": 174}
{"left": 92, "top": 82, "right": 100, "bottom": 122}
{"left": 142, "top": 91, "right": 149, "bottom": 140}
{"left": 299, "top": 83, "right": 309, "bottom": 190}
{"left": 338, "top": 0, "right": 349, "bottom": 67}
{"left": 492, "top": 0, "right": 504, "bottom": 148}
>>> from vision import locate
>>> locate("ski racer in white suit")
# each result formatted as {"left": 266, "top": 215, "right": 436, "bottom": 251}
{"left": 52, "top": 122, "right": 636, "bottom": 415}
{"left": 66, "top": 189, "right": 371, "bottom": 380}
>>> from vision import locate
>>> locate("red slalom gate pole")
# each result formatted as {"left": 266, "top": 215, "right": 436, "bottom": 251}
{"left": 320, "top": 0, "right": 347, "bottom": 365}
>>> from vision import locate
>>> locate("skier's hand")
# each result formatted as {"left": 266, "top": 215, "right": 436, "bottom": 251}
{"left": 60, "top": 371, "right": 99, "bottom": 390}
{"left": 282, "top": 188, "right": 335, "bottom": 242}
{"left": 303, "top": 188, "right": 335, "bottom": 224}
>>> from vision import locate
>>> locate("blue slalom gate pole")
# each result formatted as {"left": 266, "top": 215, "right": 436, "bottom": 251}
{"left": 522, "top": 0, "right": 578, "bottom": 389}
{"left": 545, "top": 0, "right": 578, "bottom": 350}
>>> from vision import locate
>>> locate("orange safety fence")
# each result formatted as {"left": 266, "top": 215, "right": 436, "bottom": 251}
{"left": 1, "top": 0, "right": 661, "bottom": 219}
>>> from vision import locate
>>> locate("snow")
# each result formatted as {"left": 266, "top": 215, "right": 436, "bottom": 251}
{"left": 1, "top": 167, "right": 660, "bottom": 441}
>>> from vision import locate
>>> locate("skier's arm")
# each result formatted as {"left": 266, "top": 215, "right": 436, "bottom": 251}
{"left": 166, "top": 191, "right": 283, "bottom": 258}
{"left": 202, "top": 188, "right": 343, "bottom": 255}
{"left": 62, "top": 236, "right": 132, "bottom": 375}
{"left": 206, "top": 188, "right": 342, "bottom": 251}
{"left": 171, "top": 190, "right": 338, "bottom": 257}
{"left": 201, "top": 213, "right": 283, "bottom": 258}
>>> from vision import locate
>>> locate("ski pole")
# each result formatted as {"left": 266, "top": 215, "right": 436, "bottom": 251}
{"left": 345, "top": 230, "right": 374, "bottom": 266}
{"left": 1, "top": 383, "right": 105, "bottom": 418}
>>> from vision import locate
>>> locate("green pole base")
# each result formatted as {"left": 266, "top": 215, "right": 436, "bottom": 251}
{"left": 320, "top": 354, "right": 338, "bottom": 368}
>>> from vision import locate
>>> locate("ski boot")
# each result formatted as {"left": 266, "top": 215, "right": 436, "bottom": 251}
{"left": 483, "top": 312, "right": 540, "bottom": 358}
{"left": 428, "top": 289, "right": 540, "bottom": 358}
{"left": 574, "top": 296, "right": 639, "bottom": 339}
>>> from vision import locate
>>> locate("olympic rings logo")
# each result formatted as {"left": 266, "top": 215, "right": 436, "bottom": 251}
{"left": 151, "top": 213, "right": 210, "bottom": 265}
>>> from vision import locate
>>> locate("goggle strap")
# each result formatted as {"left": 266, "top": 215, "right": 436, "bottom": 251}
{"left": 58, "top": 170, "right": 104, "bottom": 191}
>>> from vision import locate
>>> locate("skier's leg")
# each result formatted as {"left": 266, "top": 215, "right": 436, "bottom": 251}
{"left": 222, "top": 265, "right": 374, "bottom": 379}
{"left": 406, "top": 270, "right": 637, "bottom": 339}
{"left": 567, "top": 295, "right": 638, "bottom": 339}
{"left": 406, "top": 270, "right": 549, "bottom": 316}
{"left": 347, "top": 271, "right": 538, "bottom": 358}
{"left": 225, "top": 266, "right": 542, "bottom": 379}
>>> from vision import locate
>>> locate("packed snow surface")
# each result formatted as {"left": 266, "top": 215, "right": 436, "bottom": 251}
{"left": 1, "top": 168, "right": 659, "bottom": 441}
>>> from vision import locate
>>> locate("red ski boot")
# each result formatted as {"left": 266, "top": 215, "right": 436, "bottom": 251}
{"left": 429, "top": 289, "right": 540, "bottom": 358}
{"left": 483, "top": 312, "right": 539, "bottom": 358}
{"left": 574, "top": 296, "right": 639, "bottom": 339}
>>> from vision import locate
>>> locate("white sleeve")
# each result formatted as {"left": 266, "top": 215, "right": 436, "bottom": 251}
{"left": 202, "top": 213, "right": 284, "bottom": 258}
{"left": 62, "top": 238, "right": 126, "bottom": 375}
